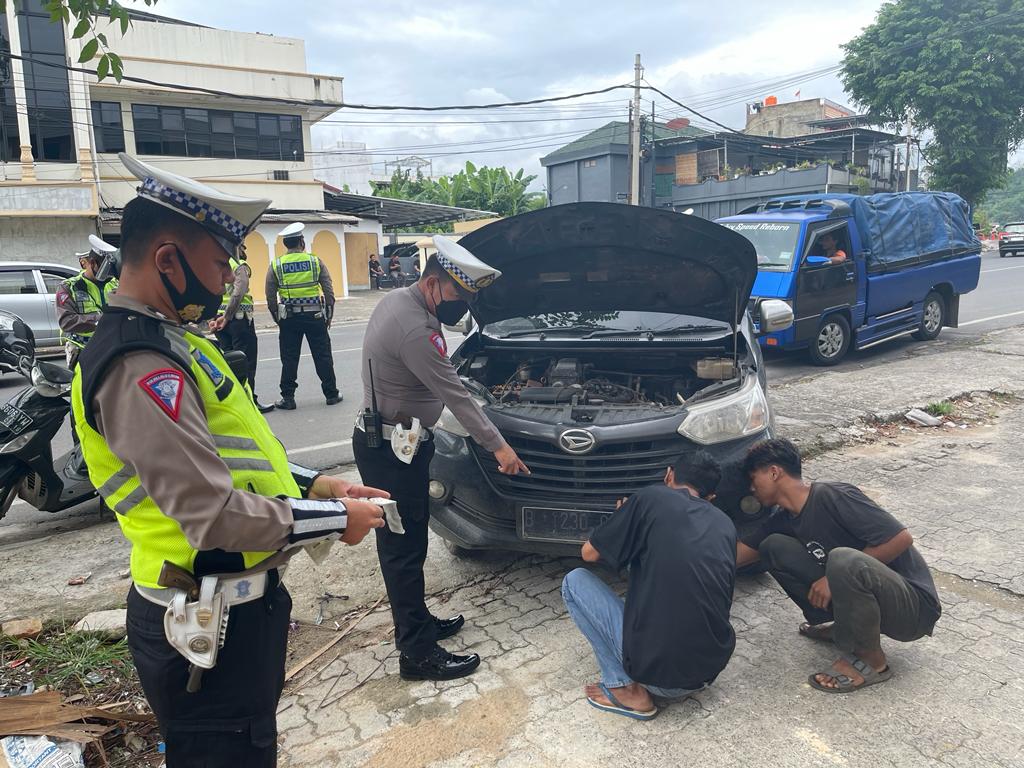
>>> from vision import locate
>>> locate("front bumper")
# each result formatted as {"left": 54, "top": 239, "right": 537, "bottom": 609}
{"left": 427, "top": 427, "right": 771, "bottom": 555}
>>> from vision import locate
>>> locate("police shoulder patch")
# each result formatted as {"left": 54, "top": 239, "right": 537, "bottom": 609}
{"left": 429, "top": 332, "right": 447, "bottom": 357}
{"left": 55, "top": 286, "right": 70, "bottom": 307}
{"left": 139, "top": 369, "right": 185, "bottom": 421}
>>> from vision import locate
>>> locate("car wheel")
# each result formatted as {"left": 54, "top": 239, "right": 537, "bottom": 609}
{"left": 808, "top": 315, "right": 851, "bottom": 366}
{"left": 912, "top": 291, "right": 944, "bottom": 341}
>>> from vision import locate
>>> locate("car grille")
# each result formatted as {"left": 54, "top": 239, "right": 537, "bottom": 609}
{"left": 471, "top": 434, "right": 686, "bottom": 503}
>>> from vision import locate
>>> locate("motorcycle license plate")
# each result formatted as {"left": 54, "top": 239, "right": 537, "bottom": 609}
{"left": 520, "top": 506, "right": 610, "bottom": 543}
{"left": 0, "top": 403, "right": 32, "bottom": 433}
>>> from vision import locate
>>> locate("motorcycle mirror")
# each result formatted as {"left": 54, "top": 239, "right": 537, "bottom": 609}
{"left": 95, "top": 249, "right": 122, "bottom": 282}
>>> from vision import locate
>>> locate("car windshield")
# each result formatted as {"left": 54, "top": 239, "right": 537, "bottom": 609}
{"left": 721, "top": 221, "right": 801, "bottom": 272}
{"left": 483, "top": 311, "right": 729, "bottom": 338}
{"left": 1004, "top": 224, "right": 1024, "bottom": 233}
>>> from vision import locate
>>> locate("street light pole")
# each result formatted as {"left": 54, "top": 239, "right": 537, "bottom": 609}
{"left": 629, "top": 54, "right": 643, "bottom": 205}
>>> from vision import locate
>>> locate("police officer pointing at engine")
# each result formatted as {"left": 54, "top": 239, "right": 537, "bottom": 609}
{"left": 266, "top": 222, "right": 341, "bottom": 410}
{"left": 72, "top": 153, "right": 387, "bottom": 767}
{"left": 354, "top": 236, "right": 530, "bottom": 681}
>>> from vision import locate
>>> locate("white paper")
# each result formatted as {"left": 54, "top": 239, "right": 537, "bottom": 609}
{"left": 1, "top": 736, "right": 83, "bottom": 768}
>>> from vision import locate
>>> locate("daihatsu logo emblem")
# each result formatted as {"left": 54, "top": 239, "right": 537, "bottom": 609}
{"left": 558, "top": 429, "right": 596, "bottom": 455}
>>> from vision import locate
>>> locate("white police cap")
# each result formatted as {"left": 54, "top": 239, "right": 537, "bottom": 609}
{"left": 119, "top": 152, "right": 270, "bottom": 256}
{"left": 88, "top": 234, "right": 117, "bottom": 257}
{"left": 279, "top": 222, "right": 305, "bottom": 239}
{"left": 432, "top": 235, "right": 502, "bottom": 293}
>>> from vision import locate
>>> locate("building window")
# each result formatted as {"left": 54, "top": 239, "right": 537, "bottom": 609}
{"left": 131, "top": 104, "right": 304, "bottom": 161}
{"left": 16, "top": 0, "right": 75, "bottom": 162}
{"left": 91, "top": 101, "right": 125, "bottom": 153}
{"left": 582, "top": 159, "right": 598, "bottom": 168}
{"left": 0, "top": 14, "right": 21, "bottom": 162}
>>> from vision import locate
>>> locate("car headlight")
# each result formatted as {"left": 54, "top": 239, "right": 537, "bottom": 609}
{"left": 677, "top": 376, "right": 770, "bottom": 445}
{"left": 435, "top": 406, "right": 470, "bottom": 438}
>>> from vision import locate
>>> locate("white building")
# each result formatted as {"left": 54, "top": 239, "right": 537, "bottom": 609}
{"left": 0, "top": 4, "right": 384, "bottom": 301}
{"left": 311, "top": 139, "right": 389, "bottom": 195}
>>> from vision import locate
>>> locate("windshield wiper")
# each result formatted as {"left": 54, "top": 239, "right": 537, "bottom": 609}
{"left": 497, "top": 325, "right": 607, "bottom": 339}
{"left": 581, "top": 324, "right": 725, "bottom": 338}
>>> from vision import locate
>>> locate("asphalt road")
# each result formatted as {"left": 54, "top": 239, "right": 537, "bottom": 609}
{"left": 1, "top": 246, "right": 1021, "bottom": 529}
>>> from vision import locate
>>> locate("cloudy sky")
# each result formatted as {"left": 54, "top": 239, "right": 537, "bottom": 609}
{"left": 155, "top": 0, "right": 886, "bottom": 191}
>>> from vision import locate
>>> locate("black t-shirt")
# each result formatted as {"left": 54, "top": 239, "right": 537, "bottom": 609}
{"left": 589, "top": 485, "right": 737, "bottom": 690}
{"left": 741, "top": 482, "right": 941, "bottom": 623}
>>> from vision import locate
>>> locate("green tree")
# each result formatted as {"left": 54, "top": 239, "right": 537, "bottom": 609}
{"left": 0, "top": 0, "right": 159, "bottom": 80}
{"left": 374, "top": 162, "right": 546, "bottom": 218}
{"left": 977, "top": 166, "right": 1024, "bottom": 223}
{"left": 841, "top": 0, "right": 1024, "bottom": 205}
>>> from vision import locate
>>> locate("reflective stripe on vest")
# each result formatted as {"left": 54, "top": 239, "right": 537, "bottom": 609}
{"left": 60, "top": 274, "right": 118, "bottom": 348}
{"left": 220, "top": 256, "right": 254, "bottom": 313}
{"left": 273, "top": 252, "right": 322, "bottom": 303}
{"left": 71, "top": 329, "right": 300, "bottom": 588}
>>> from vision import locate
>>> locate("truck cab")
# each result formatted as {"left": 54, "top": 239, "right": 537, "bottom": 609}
{"left": 718, "top": 193, "right": 981, "bottom": 365}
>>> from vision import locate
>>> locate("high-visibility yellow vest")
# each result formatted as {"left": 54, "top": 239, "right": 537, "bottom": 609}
{"left": 272, "top": 251, "right": 322, "bottom": 305}
{"left": 72, "top": 320, "right": 299, "bottom": 588}
{"left": 220, "top": 257, "right": 254, "bottom": 314}
{"left": 59, "top": 273, "right": 118, "bottom": 348}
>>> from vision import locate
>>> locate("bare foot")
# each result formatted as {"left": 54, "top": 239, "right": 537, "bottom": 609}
{"left": 813, "top": 655, "right": 888, "bottom": 690}
{"left": 584, "top": 681, "right": 655, "bottom": 712}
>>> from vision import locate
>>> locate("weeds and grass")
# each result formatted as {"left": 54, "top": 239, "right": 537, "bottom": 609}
{"left": 1, "top": 631, "right": 132, "bottom": 693}
{"left": 925, "top": 401, "right": 955, "bottom": 417}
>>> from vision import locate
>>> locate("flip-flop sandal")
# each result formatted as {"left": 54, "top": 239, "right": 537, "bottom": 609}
{"left": 586, "top": 682, "right": 658, "bottom": 720}
{"left": 808, "top": 652, "right": 892, "bottom": 694}
{"left": 798, "top": 622, "right": 835, "bottom": 642}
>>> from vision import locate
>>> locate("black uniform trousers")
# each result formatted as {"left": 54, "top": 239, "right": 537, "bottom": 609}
{"left": 215, "top": 316, "right": 259, "bottom": 394}
{"left": 352, "top": 428, "right": 438, "bottom": 657}
{"left": 126, "top": 582, "right": 291, "bottom": 767}
{"left": 277, "top": 313, "right": 338, "bottom": 399}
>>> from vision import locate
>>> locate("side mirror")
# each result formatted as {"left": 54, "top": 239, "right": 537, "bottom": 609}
{"left": 758, "top": 299, "right": 794, "bottom": 335}
{"left": 804, "top": 255, "right": 831, "bottom": 266}
{"left": 95, "top": 249, "right": 122, "bottom": 282}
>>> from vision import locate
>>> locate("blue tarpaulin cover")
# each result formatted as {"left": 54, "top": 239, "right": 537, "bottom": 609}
{"left": 846, "top": 192, "right": 980, "bottom": 271}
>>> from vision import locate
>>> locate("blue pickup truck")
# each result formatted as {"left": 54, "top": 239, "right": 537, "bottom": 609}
{"left": 717, "top": 192, "right": 982, "bottom": 365}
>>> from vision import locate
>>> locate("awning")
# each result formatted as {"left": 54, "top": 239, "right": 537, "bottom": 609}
{"left": 323, "top": 189, "right": 496, "bottom": 230}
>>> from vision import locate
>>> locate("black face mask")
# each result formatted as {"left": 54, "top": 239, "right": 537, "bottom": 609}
{"left": 159, "top": 245, "right": 223, "bottom": 324}
{"left": 432, "top": 282, "right": 469, "bottom": 326}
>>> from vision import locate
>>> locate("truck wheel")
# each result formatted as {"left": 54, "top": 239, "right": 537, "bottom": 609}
{"left": 809, "top": 315, "right": 851, "bottom": 366}
{"left": 912, "top": 291, "right": 944, "bottom": 341}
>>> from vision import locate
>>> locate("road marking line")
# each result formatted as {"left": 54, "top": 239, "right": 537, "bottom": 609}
{"left": 287, "top": 439, "right": 352, "bottom": 456}
{"left": 981, "top": 264, "right": 1024, "bottom": 273}
{"left": 958, "top": 310, "right": 1024, "bottom": 327}
{"left": 258, "top": 347, "right": 361, "bottom": 363}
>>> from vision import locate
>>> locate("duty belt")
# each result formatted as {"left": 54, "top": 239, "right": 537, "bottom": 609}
{"left": 134, "top": 568, "right": 280, "bottom": 609}
{"left": 355, "top": 413, "right": 432, "bottom": 443}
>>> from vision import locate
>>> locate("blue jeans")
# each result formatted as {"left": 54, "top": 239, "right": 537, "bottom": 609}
{"left": 561, "top": 568, "right": 698, "bottom": 700}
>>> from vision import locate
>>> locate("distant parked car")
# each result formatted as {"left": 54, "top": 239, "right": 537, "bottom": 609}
{"left": 999, "top": 223, "right": 1024, "bottom": 257}
{"left": 0, "top": 262, "right": 78, "bottom": 348}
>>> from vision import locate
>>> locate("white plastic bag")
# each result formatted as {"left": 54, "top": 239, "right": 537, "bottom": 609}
{"left": 0, "top": 735, "right": 84, "bottom": 768}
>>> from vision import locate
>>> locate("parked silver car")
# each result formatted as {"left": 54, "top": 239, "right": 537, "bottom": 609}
{"left": 0, "top": 262, "right": 78, "bottom": 348}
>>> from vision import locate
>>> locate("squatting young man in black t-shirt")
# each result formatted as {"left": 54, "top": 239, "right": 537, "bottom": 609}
{"left": 562, "top": 451, "right": 736, "bottom": 720}
{"left": 737, "top": 439, "right": 941, "bottom": 694}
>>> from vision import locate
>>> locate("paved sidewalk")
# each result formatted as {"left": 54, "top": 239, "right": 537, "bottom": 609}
{"left": 252, "top": 289, "right": 387, "bottom": 330}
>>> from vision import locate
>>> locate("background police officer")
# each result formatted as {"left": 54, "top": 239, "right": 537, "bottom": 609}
{"left": 56, "top": 234, "right": 118, "bottom": 368}
{"left": 265, "top": 222, "right": 341, "bottom": 410}
{"left": 354, "top": 236, "right": 529, "bottom": 681}
{"left": 72, "top": 153, "right": 386, "bottom": 767}
{"left": 210, "top": 244, "right": 274, "bottom": 413}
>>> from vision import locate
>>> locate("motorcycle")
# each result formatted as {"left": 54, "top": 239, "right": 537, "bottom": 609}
{"left": 0, "top": 357, "right": 97, "bottom": 520}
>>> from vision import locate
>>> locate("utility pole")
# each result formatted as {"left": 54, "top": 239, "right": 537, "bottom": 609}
{"left": 629, "top": 54, "right": 643, "bottom": 205}
{"left": 905, "top": 116, "right": 913, "bottom": 192}
{"left": 650, "top": 99, "right": 657, "bottom": 207}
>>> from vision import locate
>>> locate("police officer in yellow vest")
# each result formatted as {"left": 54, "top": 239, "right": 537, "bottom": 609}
{"left": 265, "top": 222, "right": 341, "bottom": 410}
{"left": 209, "top": 246, "right": 274, "bottom": 414}
{"left": 72, "top": 153, "right": 387, "bottom": 767}
{"left": 56, "top": 234, "right": 118, "bottom": 368}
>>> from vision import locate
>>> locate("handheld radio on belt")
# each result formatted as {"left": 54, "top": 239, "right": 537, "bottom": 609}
{"left": 363, "top": 360, "right": 384, "bottom": 448}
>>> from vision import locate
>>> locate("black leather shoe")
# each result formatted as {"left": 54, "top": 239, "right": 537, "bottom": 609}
{"left": 433, "top": 614, "right": 465, "bottom": 641}
{"left": 325, "top": 394, "right": 343, "bottom": 405}
{"left": 255, "top": 399, "right": 275, "bottom": 414}
{"left": 399, "top": 646, "right": 480, "bottom": 681}
{"left": 275, "top": 398, "right": 296, "bottom": 410}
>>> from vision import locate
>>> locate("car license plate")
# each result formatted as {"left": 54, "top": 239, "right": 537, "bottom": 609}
{"left": 520, "top": 506, "right": 610, "bottom": 543}
{"left": 0, "top": 403, "right": 32, "bottom": 433}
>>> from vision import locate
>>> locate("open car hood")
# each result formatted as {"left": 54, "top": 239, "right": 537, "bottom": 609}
{"left": 460, "top": 202, "right": 757, "bottom": 327}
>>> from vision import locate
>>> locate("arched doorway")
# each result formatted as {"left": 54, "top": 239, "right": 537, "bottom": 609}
{"left": 243, "top": 233, "right": 270, "bottom": 303}
{"left": 311, "top": 230, "right": 345, "bottom": 297}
